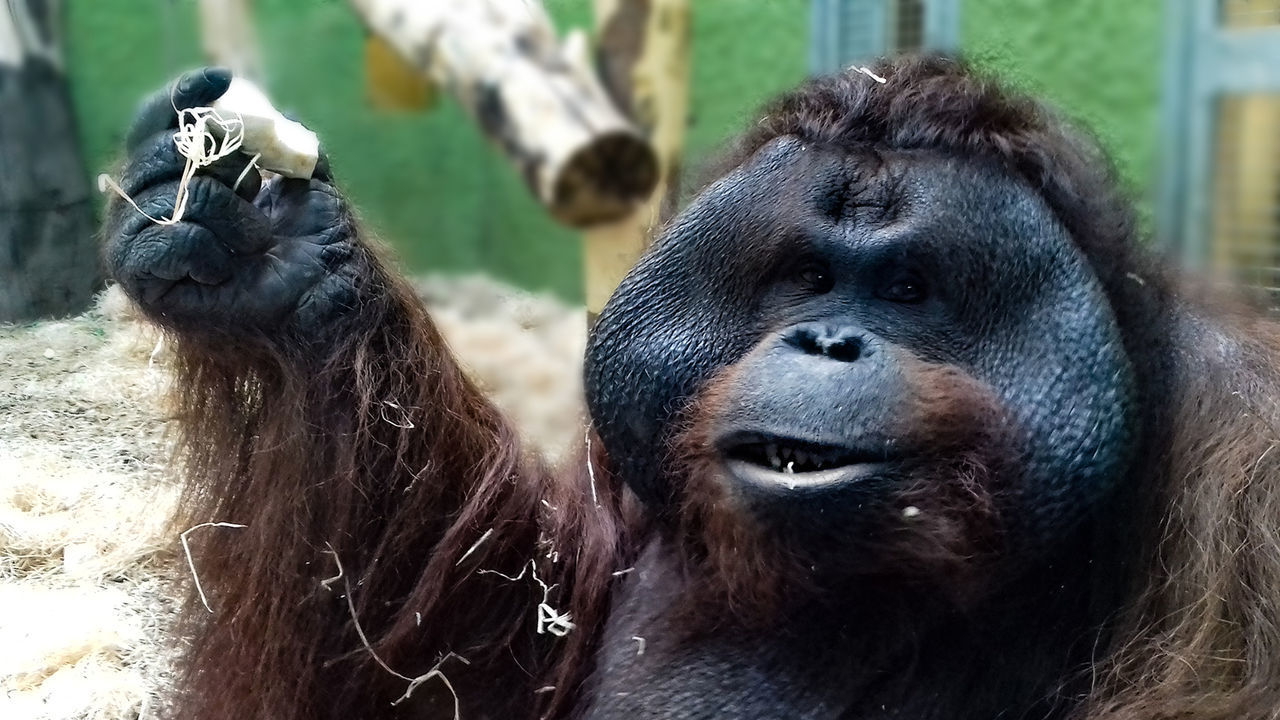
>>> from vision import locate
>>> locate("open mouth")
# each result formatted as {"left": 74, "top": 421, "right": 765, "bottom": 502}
{"left": 719, "top": 433, "right": 893, "bottom": 488}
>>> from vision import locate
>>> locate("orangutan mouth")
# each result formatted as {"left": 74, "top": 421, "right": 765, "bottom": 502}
{"left": 720, "top": 433, "right": 894, "bottom": 487}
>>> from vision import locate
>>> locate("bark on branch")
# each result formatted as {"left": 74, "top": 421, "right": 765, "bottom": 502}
{"left": 347, "top": 0, "right": 659, "bottom": 228}
{"left": 584, "top": 0, "right": 690, "bottom": 315}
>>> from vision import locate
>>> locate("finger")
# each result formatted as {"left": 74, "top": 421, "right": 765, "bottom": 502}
{"left": 118, "top": 176, "right": 274, "bottom": 256}
{"left": 256, "top": 176, "right": 351, "bottom": 243}
{"left": 312, "top": 146, "right": 332, "bottom": 182}
{"left": 146, "top": 279, "right": 231, "bottom": 326}
{"left": 225, "top": 156, "right": 265, "bottom": 200}
{"left": 119, "top": 133, "right": 263, "bottom": 202}
{"left": 126, "top": 67, "right": 233, "bottom": 152}
{"left": 292, "top": 260, "right": 361, "bottom": 334}
{"left": 106, "top": 226, "right": 233, "bottom": 315}
{"left": 128, "top": 223, "right": 234, "bottom": 286}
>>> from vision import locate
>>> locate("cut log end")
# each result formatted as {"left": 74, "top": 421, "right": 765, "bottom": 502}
{"left": 550, "top": 131, "right": 658, "bottom": 228}
{"left": 348, "top": 0, "right": 659, "bottom": 228}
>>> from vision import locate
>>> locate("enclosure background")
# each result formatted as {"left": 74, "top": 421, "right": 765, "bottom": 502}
{"left": 66, "top": 0, "right": 1161, "bottom": 302}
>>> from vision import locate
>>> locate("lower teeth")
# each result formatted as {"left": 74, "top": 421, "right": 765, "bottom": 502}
{"left": 746, "top": 444, "right": 848, "bottom": 473}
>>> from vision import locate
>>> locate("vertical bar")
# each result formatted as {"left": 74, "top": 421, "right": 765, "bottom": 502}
{"left": 1157, "top": 0, "right": 1195, "bottom": 258}
{"left": 862, "top": 0, "right": 889, "bottom": 62}
{"left": 831, "top": 0, "right": 849, "bottom": 68}
{"left": 813, "top": 0, "right": 963, "bottom": 73}
{"left": 811, "top": 0, "right": 842, "bottom": 73}
{"left": 924, "top": 0, "right": 961, "bottom": 52}
{"left": 809, "top": 0, "right": 825, "bottom": 73}
{"left": 886, "top": 0, "right": 900, "bottom": 51}
{"left": 830, "top": 0, "right": 890, "bottom": 67}
{"left": 1181, "top": 0, "right": 1221, "bottom": 268}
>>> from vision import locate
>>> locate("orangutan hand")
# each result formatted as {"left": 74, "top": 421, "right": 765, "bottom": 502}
{"left": 103, "top": 68, "right": 364, "bottom": 345}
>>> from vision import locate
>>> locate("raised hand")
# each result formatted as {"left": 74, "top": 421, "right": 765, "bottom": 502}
{"left": 103, "top": 68, "right": 365, "bottom": 349}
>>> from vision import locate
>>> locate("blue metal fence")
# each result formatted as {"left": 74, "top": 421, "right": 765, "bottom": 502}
{"left": 810, "top": 0, "right": 960, "bottom": 74}
{"left": 1161, "top": 0, "right": 1280, "bottom": 282}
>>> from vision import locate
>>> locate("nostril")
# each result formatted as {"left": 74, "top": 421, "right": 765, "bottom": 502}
{"left": 783, "top": 323, "right": 864, "bottom": 362}
{"left": 784, "top": 324, "right": 825, "bottom": 356}
{"left": 824, "top": 335, "right": 862, "bottom": 362}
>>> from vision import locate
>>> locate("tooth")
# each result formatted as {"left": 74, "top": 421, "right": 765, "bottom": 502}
{"left": 770, "top": 453, "right": 782, "bottom": 470}
{"left": 794, "top": 451, "right": 809, "bottom": 468}
{"left": 785, "top": 461, "right": 795, "bottom": 474}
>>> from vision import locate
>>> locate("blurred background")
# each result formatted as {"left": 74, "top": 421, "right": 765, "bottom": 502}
{"left": 2, "top": 5, "right": 1277, "bottom": 717}
{"left": 2, "top": 0, "right": 1192, "bottom": 322}
{"left": 3, "top": 0, "right": 1280, "bottom": 318}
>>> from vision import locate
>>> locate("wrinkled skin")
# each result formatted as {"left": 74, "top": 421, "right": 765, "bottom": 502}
{"left": 580, "top": 138, "right": 1138, "bottom": 718}
{"left": 106, "top": 70, "right": 1140, "bottom": 719}
{"left": 586, "top": 137, "right": 1134, "bottom": 547}
{"left": 104, "top": 68, "right": 360, "bottom": 346}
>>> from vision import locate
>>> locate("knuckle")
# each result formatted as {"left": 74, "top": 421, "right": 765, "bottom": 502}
{"left": 110, "top": 227, "right": 176, "bottom": 281}
{"left": 122, "top": 145, "right": 182, "bottom": 196}
{"left": 317, "top": 242, "right": 353, "bottom": 269}
{"left": 185, "top": 175, "right": 223, "bottom": 205}
{"left": 290, "top": 266, "right": 360, "bottom": 332}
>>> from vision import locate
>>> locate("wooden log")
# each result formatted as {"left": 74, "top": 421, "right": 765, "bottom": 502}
{"left": 365, "top": 33, "right": 436, "bottom": 111}
{"left": 346, "top": 0, "right": 658, "bottom": 228}
{"left": 0, "top": 0, "right": 98, "bottom": 321}
{"left": 584, "top": 0, "right": 691, "bottom": 316}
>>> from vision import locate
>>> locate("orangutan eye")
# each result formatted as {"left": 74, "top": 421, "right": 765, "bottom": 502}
{"left": 877, "top": 273, "right": 927, "bottom": 304}
{"left": 795, "top": 263, "right": 834, "bottom": 294}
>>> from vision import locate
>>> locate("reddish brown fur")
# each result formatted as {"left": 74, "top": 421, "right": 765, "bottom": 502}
{"left": 1082, "top": 306, "right": 1280, "bottom": 719}
{"left": 141, "top": 54, "right": 1280, "bottom": 720}
{"left": 669, "top": 362, "right": 815, "bottom": 621}
{"left": 671, "top": 354, "right": 1012, "bottom": 624}
{"left": 730, "top": 54, "right": 1280, "bottom": 718}
{"left": 162, "top": 240, "right": 641, "bottom": 720}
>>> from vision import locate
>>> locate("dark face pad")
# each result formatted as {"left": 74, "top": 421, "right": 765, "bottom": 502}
{"left": 585, "top": 139, "right": 1135, "bottom": 547}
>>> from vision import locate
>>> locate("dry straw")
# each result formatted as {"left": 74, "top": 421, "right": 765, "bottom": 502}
{"left": 98, "top": 105, "right": 254, "bottom": 226}
{"left": 322, "top": 544, "right": 464, "bottom": 715}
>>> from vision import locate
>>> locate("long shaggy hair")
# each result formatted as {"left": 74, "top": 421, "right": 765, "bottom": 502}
{"left": 159, "top": 241, "right": 640, "bottom": 720}
{"left": 720, "top": 54, "right": 1280, "bottom": 718}
{"left": 145, "top": 54, "right": 1280, "bottom": 720}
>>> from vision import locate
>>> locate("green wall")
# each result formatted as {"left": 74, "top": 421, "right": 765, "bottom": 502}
{"left": 66, "top": 1, "right": 1164, "bottom": 301}
{"left": 66, "top": 0, "right": 811, "bottom": 302}
{"left": 964, "top": 0, "right": 1165, "bottom": 220}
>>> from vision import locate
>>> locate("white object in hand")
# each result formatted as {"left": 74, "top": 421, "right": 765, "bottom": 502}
{"left": 211, "top": 77, "right": 319, "bottom": 179}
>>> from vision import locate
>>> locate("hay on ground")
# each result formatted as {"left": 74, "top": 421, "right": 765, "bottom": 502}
{"left": 0, "top": 275, "right": 585, "bottom": 720}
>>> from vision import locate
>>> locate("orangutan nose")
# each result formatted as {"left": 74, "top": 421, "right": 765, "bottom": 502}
{"left": 782, "top": 322, "right": 867, "bottom": 363}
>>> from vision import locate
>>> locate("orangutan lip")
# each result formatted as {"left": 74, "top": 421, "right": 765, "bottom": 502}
{"left": 724, "top": 458, "right": 881, "bottom": 490}
{"left": 719, "top": 433, "right": 893, "bottom": 486}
